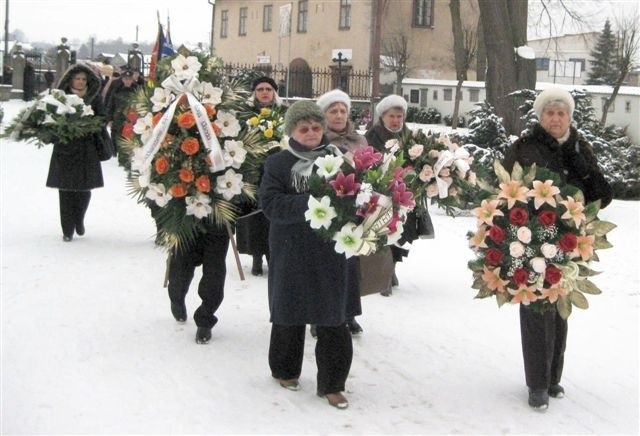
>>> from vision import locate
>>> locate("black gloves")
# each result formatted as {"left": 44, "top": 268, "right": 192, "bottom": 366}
{"left": 561, "top": 143, "right": 590, "bottom": 178}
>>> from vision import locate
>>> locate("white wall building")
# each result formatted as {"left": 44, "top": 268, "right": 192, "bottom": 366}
{"left": 401, "top": 78, "right": 640, "bottom": 143}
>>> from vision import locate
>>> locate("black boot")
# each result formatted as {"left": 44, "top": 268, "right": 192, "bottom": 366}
{"left": 251, "top": 254, "right": 263, "bottom": 276}
{"left": 528, "top": 389, "right": 549, "bottom": 410}
{"left": 171, "top": 302, "right": 187, "bottom": 322}
{"left": 548, "top": 384, "right": 565, "bottom": 398}
{"left": 347, "top": 318, "right": 363, "bottom": 335}
{"left": 195, "top": 327, "right": 212, "bottom": 344}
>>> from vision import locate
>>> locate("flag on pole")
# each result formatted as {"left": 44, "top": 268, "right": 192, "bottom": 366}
{"left": 148, "top": 14, "right": 176, "bottom": 82}
{"left": 164, "top": 15, "right": 175, "bottom": 57}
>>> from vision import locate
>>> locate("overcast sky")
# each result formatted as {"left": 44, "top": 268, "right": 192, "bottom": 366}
{"left": 2, "top": 0, "right": 639, "bottom": 47}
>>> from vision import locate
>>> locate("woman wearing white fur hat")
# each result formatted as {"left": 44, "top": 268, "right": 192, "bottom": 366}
{"left": 503, "top": 87, "right": 612, "bottom": 411}
{"left": 365, "top": 94, "right": 434, "bottom": 293}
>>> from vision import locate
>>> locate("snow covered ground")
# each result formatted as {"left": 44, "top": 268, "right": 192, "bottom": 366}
{"left": 1, "top": 99, "right": 638, "bottom": 435}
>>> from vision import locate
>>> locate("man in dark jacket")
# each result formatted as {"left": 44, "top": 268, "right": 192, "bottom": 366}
{"left": 105, "top": 68, "right": 139, "bottom": 166}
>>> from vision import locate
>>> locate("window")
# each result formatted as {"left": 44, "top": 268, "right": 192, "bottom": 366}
{"left": 568, "top": 58, "right": 586, "bottom": 73}
{"left": 410, "top": 89, "right": 420, "bottom": 104}
{"left": 432, "top": 90, "right": 438, "bottom": 100}
{"left": 535, "top": 57, "right": 550, "bottom": 71}
{"left": 413, "top": 0, "right": 434, "bottom": 28}
{"left": 625, "top": 100, "right": 632, "bottom": 113}
{"left": 339, "top": 0, "right": 352, "bottom": 29}
{"left": 469, "top": 89, "right": 480, "bottom": 102}
{"left": 443, "top": 88, "right": 453, "bottom": 101}
{"left": 220, "top": 10, "right": 229, "bottom": 38}
{"left": 263, "top": 5, "right": 273, "bottom": 32}
{"left": 239, "top": 7, "right": 248, "bottom": 36}
{"left": 420, "top": 88, "right": 429, "bottom": 106}
{"left": 298, "top": 0, "right": 308, "bottom": 33}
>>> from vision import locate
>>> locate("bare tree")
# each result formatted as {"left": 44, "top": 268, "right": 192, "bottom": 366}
{"left": 450, "top": 0, "right": 477, "bottom": 129}
{"left": 380, "top": 31, "right": 410, "bottom": 95}
{"left": 601, "top": 14, "right": 640, "bottom": 125}
{"left": 477, "top": 0, "right": 535, "bottom": 135}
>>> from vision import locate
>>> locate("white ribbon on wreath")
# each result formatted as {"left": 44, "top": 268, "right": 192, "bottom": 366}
{"left": 132, "top": 75, "right": 226, "bottom": 176}
{"left": 432, "top": 142, "right": 471, "bottom": 198}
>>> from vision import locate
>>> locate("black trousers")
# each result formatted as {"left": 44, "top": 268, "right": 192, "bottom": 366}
{"left": 58, "top": 190, "right": 91, "bottom": 238}
{"left": 269, "top": 323, "right": 353, "bottom": 395}
{"left": 167, "top": 231, "right": 230, "bottom": 329}
{"left": 519, "top": 304, "right": 568, "bottom": 390}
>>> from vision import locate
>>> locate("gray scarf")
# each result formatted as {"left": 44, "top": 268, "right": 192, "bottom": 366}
{"left": 287, "top": 142, "right": 342, "bottom": 193}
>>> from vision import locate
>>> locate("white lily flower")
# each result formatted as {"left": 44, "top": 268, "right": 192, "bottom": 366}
{"left": 185, "top": 192, "right": 213, "bottom": 219}
{"left": 314, "top": 155, "right": 344, "bottom": 179}
{"left": 133, "top": 113, "right": 155, "bottom": 144}
{"left": 170, "top": 54, "right": 202, "bottom": 81}
{"left": 197, "top": 82, "right": 223, "bottom": 106}
{"left": 150, "top": 87, "right": 175, "bottom": 112}
{"left": 355, "top": 183, "right": 373, "bottom": 207}
{"left": 65, "top": 94, "right": 85, "bottom": 107}
{"left": 332, "top": 222, "right": 364, "bottom": 258}
{"left": 222, "top": 140, "right": 247, "bottom": 169}
{"left": 145, "top": 183, "right": 172, "bottom": 207}
{"left": 214, "top": 110, "right": 241, "bottom": 137}
{"left": 215, "top": 168, "right": 244, "bottom": 200}
{"left": 81, "top": 105, "right": 94, "bottom": 117}
{"left": 305, "top": 196, "right": 337, "bottom": 230}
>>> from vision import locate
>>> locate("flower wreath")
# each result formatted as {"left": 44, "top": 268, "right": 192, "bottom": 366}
{"left": 244, "top": 106, "right": 286, "bottom": 145}
{"left": 124, "top": 51, "right": 271, "bottom": 250}
{"left": 385, "top": 128, "right": 478, "bottom": 215}
{"left": 467, "top": 162, "right": 616, "bottom": 319}
{"left": 305, "top": 145, "right": 416, "bottom": 257}
{"left": 2, "top": 89, "right": 104, "bottom": 147}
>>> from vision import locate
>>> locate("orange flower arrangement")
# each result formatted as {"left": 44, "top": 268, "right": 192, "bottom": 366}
{"left": 177, "top": 111, "right": 196, "bottom": 129}
{"left": 180, "top": 137, "right": 200, "bottom": 155}
{"left": 154, "top": 155, "right": 170, "bottom": 174}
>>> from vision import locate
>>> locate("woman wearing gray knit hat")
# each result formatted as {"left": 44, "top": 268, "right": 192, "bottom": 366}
{"left": 364, "top": 94, "right": 434, "bottom": 293}
{"left": 259, "top": 100, "right": 359, "bottom": 410}
{"left": 503, "top": 87, "right": 612, "bottom": 411}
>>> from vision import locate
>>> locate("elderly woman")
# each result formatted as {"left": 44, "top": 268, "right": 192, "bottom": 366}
{"left": 313, "top": 89, "right": 366, "bottom": 336}
{"left": 236, "top": 76, "right": 287, "bottom": 276}
{"left": 260, "top": 100, "right": 359, "bottom": 410}
{"left": 503, "top": 87, "right": 612, "bottom": 411}
{"left": 46, "top": 64, "right": 106, "bottom": 242}
{"left": 365, "top": 94, "right": 434, "bottom": 292}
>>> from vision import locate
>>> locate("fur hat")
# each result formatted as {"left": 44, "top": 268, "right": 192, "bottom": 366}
{"left": 316, "top": 89, "right": 351, "bottom": 113}
{"left": 252, "top": 76, "right": 278, "bottom": 92}
{"left": 284, "top": 100, "right": 326, "bottom": 135}
{"left": 533, "top": 87, "right": 575, "bottom": 119}
{"left": 375, "top": 94, "right": 408, "bottom": 120}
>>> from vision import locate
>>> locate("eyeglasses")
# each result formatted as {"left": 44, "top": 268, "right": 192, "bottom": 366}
{"left": 296, "top": 124, "right": 324, "bottom": 134}
{"left": 255, "top": 87, "right": 274, "bottom": 92}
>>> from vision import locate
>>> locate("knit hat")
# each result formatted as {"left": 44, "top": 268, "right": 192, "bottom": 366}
{"left": 316, "top": 89, "right": 351, "bottom": 113}
{"left": 252, "top": 76, "right": 278, "bottom": 92}
{"left": 375, "top": 94, "right": 408, "bottom": 119}
{"left": 533, "top": 87, "right": 575, "bottom": 119}
{"left": 284, "top": 100, "right": 326, "bottom": 135}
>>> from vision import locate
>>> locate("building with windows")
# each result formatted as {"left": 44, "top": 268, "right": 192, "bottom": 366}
{"left": 528, "top": 32, "right": 599, "bottom": 86}
{"left": 212, "top": 0, "right": 478, "bottom": 97}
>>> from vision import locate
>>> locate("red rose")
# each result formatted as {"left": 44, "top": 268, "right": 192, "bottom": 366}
{"left": 545, "top": 266, "right": 562, "bottom": 285}
{"left": 485, "top": 248, "right": 504, "bottom": 266}
{"left": 126, "top": 108, "right": 139, "bottom": 122}
{"left": 509, "top": 207, "right": 528, "bottom": 226}
{"left": 195, "top": 175, "right": 211, "bottom": 193}
{"left": 180, "top": 137, "right": 200, "bottom": 155}
{"left": 558, "top": 233, "right": 578, "bottom": 252}
{"left": 170, "top": 183, "right": 187, "bottom": 198}
{"left": 512, "top": 268, "right": 529, "bottom": 286}
{"left": 179, "top": 168, "right": 195, "bottom": 183}
{"left": 538, "top": 210, "right": 557, "bottom": 227}
{"left": 488, "top": 225, "right": 506, "bottom": 244}
{"left": 154, "top": 155, "right": 170, "bottom": 174}
{"left": 177, "top": 111, "right": 196, "bottom": 129}
{"left": 121, "top": 122, "right": 134, "bottom": 139}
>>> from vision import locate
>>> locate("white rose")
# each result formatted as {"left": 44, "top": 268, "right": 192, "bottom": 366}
{"left": 540, "top": 243, "right": 558, "bottom": 259}
{"left": 510, "top": 241, "right": 525, "bottom": 258}
{"left": 530, "top": 257, "right": 547, "bottom": 274}
{"left": 517, "top": 227, "right": 532, "bottom": 244}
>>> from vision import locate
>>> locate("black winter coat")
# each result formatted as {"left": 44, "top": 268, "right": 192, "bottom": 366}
{"left": 46, "top": 64, "right": 105, "bottom": 191}
{"left": 503, "top": 124, "right": 612, "bottom": 208}
{"left": 259, "top": 145, "right": 360, "bottom": 326}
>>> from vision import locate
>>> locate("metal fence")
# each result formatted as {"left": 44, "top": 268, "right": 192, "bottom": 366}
{"left": 222, "top": 62, "right": 373, "bottom": 100}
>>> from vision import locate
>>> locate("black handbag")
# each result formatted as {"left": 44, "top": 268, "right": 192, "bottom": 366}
{"left": 96, "top": 127, "right": 114, "bottom": 161}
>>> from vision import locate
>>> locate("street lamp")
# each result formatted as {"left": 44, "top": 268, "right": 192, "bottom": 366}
{"left": 208, "top": 0, "right": 216, "bottom": 55}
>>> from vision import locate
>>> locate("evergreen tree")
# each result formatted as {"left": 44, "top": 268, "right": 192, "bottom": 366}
{"left": 587, "top": 20, "right": 619, "bottom": 85}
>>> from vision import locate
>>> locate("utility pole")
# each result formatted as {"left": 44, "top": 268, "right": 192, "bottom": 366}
{"left": 370, "top": 0, "right": 382, "bottom": 101}
{"left": 4, "top": 0, "right": 9, "bottom": 73}
{"left": 208, "top": 0, "right": 216, "bottom": 55}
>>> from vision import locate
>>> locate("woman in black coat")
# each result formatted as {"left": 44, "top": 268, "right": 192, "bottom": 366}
{"left": 502, "top": 87, "right": 612, "bottom": 411}
{"left": 236, "top": 76, "right": 286, "bottom": 275}
{"left": 260, "top": 101, "right": 359, "bottom": 410}
{"left": 46, "top": 64, "right": 105, "bottom": 241}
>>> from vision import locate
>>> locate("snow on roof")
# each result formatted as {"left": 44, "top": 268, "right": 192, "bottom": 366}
{"left": 401, "top": 78, "right": 486, "bottom": 88}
